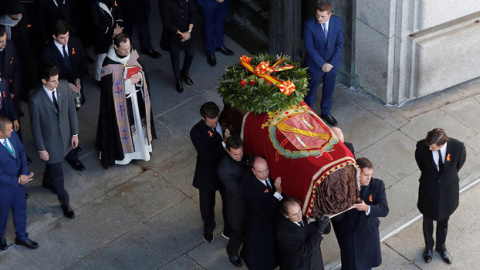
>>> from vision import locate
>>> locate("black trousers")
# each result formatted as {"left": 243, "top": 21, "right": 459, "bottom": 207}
{"left": 199, "top": 186, "right": 231, "bottom": 235}
{"left": 423, "top": 215, "right": 449, "bottom": 251}
{"left": 43, "top": 162, "right": 69, "bottom": 207}
{"left": 227, "top": 229, "right": 244, "bottom": 256}
{"left": 169, "top": 46, "right": 194, "bottom": 80}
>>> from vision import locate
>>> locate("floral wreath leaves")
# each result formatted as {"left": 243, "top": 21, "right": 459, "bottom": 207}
{"left": 218, "top": 54, "right": 309, "bottom": 114}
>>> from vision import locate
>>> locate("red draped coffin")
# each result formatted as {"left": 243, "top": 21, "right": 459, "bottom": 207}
{"left": 240, "top": 103, "right": 359, "bottom": 218}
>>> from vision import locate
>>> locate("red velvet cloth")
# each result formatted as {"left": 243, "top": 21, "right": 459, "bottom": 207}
{"left": 242, "top": 102, "right": 357, "bottom": 218}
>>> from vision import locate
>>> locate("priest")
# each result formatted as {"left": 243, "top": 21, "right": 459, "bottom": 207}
{"left": 96, "top": 33, "right": 156, "bottom": 169}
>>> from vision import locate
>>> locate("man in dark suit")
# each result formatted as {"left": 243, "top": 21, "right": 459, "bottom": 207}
{"left": 196, "top": 0, "right": 234, "bottom": 67}
{"left": 36, "top": 0, "right": 73, "bottom": 45}
{"left": 0, "top": 25, "right": 21, "bottom": 101}
{"left": 242, "top": 156, "right": 283, "bottom": 270}
{"left": 303, "top": 1, "right": 344, "bottom": 126}
{"left": 0, "top": 77, "right": 18, "bottom": 130}
{"left": 218, "top": 135, "right": 249, "bottom": 267}
{"left": 276, "top": 197, "right": 331, "bottom": 270}
{"left": 331, "top": 157, "right": 389, "bottom": 270}
{"left": 29, "top": 64, "right": 83, "bottom": 219}
{"left": 415, "top": 128, "right": 466, "bottom": 265}
{"left": 190, "top": 102, "right": 231, "bottom": 243}
{"left": 42, "top": 19, "right": 87, "bottom": 109}
{"left": 0, "top": 116, "right": 37, "bottom": 250}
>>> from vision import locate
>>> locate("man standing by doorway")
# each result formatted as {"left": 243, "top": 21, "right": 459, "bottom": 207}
{"left": 303, "top": 1, "right": 344, "bottom": 126}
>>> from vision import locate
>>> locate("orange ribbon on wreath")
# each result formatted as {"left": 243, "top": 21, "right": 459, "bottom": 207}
{"left": 239, "top": 55, "right": 296, "bottom": 96}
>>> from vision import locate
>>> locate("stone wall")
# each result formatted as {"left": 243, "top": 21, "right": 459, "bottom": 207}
{"left": 355, "top": 0, "right": 480, "bottom": 105}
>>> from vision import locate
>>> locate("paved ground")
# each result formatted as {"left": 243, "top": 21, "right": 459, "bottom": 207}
{"left": 1, "top": 4, "right": 480, "bottom": 269}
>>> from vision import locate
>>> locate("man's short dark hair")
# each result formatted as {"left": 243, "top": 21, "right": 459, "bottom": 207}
{"left": 40, "top": 63, "right": 60, "bottom": 81}
{"left": 200, "top": 102, "right": 220, "bottom": 119}
{"left": 226, "top": 135, "right": 242, "bottom": 151}
{"left": 317, "top": 1, "right": 332, "bottom": 13}
{"left": 280, "top": 197, "right": 302, "bottom": 216}
{"left": 425, "top": 128, "right": 449, "bottom": 146}
{"left": 356, "top": 157, "right": 373, "bottom": 170}
{"left": 0, "top": 25, "right": 6, "bottom": 37}
{"left": 113, "top": 32, "right": 129, "bottom": 47}
{"left": 0, "top": 116, "right": 13, "bottom": 133}
{"left": 51, "top": 19, "right": 70, "bottom": 37}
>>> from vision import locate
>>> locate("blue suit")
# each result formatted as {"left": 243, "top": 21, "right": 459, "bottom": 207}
{"left": 196, "top": 0, "right": 230, "bottom": 55}
{"left": 0, "top": 130, "right": 29, "bottom": 242}
{"left": 303, "top": 15, "right": 344, "bottom": 114}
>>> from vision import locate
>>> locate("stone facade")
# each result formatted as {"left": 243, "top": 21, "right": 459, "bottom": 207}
{"left": 355, "top": 0, "right": 480, "bottom": 105}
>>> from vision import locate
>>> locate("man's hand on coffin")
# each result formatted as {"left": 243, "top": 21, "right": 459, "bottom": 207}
{"left": 274, "top": 177, "right": 282, "bottom": 194}
{"left": 353, "top": 200, "right": 370, "bottom": 212}
{"left": 316, "top": 216, "right": 330, "bottom": 234}
{"left": 224, "top": 128, "right": 231, "bottom": 142}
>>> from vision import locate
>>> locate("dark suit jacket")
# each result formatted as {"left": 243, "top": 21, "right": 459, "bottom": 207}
{"left": 28, "top": 80, "right": 79, "bottom": 163}
{"left": 242, "top": 172, "right": 282, "bottom": 270}
{"left": 218, "top": 154, "right": 248, "bottom": 230}
{"left": 159, "top": 0, "right": 198, "bottom": 51}
{"left": 276, "top": 216, "right": 327, "bottom": 270}
{"left": 90, "top": 0, "right": 124, "bottom": 54}
{"left": 415, "top": 138, "right": 466, "bottom": 221}
{"left": 42, "top": 35, "right": 87, "bottom": 83}
{"left": 0, "top": 40, "right": 21, "bottom": 96}
{"left": 190, "top": 120, "right": 225, "bottom": 191}
{"left": 37, "top": 0, "right": 73, "bottom": 44}
{"left": 303, "top": 15, "right": 344, "bottom": 73}
{"left": 0, "top": 131, "right": 28, "bottom": 187}
{"left": 332, "top": 178, "right": 389, "bottom": 270}
{"left": 0, "top": 80, "right": 18, "bottom": 121}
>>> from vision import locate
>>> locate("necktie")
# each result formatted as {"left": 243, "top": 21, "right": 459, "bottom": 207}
{"left": 3, "top": 139, "right": 15, "bottom": 157}
{"left": 438, "top": 150, "right": 444, "bottom": 172}
{"left": 322, "top": 23, "right": 328, "bottom": 40}
{"left": 62, "top": 45, "right": 71, "bottom": 72}
{"left": 52, "top": 90, "right": 59, "bottom": 110}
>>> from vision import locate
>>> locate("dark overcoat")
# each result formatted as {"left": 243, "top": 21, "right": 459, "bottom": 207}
{"left": 415, "top": 138, "right": 466, "bottom": 221}
{"left": 218, "top": 154, "right": 248, "bottom": 230}
{"left": 331, "top": 178, "right": 389, "bottom": 270}
{"left": 241, "top": 172, "right": 282, "bottom": 270}
{"left": 190, "top": 119, "right": 225, "bottom": 191}
{"left": 276, "top": 216, "right": 328, "bottom": 270}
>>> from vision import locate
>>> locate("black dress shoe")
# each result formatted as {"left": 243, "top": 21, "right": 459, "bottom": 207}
{"left": 62, "top": 204, "right": 75, "bottom": 219}
{"left": 216, "top": 46, "right": 234, "bottom": 56}
{"left": 175, "top": 79, "right": 184, "bottom": 93}
{"left": 27, "top": 156, "right": 32, "bottom": 165}
{"left": 141, "top": 49, "right": 161, "bottom": 59}
{"left": 228, "top": 254, "right": 243, "bottom": 267}
{"left": 66, "top": 159, "right": 86, "bottom": 171}
{"left": 26, "top": 193, "right": 30, "bottom": 199}
{"left": 203, "top": 233, "right": 214, "bottom": 243}
{"left": 15, "top": 238, "right": 39, "bottom": 249}
{"left": 207, "top": 54, "right": 216, "bottom": 67}
{"left": 437, "top": 249, "right": 452, "bottom": 264}
{"left": 182, "top": 73, "right": 193, "bottom": 85}
{"left": 0, "top": 237, "right": 7, "bottom": 250}
{"left": 320, "top": 113, "right": 338, "bottom": 126}
{"left": 423, "top": 248, "right": 432, "bottom": 263}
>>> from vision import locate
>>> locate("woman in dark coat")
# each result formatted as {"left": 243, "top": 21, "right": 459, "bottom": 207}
{"left": 159, "top": 0, "right": 197, "bottom": 93}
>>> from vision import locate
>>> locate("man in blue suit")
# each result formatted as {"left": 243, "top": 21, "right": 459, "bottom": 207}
{"left": 303, "top": 2, "right": 344, "bottom": 126}
{"left": 331, "top": 157, "right": 389, "bottom": 270}
{"left": 197, "top": 0, "right": 234, "bottom": 67}
{"left": 0, "top": 116, "right": 37, "bottom": 250}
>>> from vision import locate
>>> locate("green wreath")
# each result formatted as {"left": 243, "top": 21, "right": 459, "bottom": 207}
{"left": 218, "top": 54, "right": 309, "bottom": 114}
